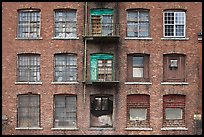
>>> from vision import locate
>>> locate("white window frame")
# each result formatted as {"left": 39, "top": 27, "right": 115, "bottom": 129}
{"left": 163, "top": 11, "right": 186, "bottom": 38}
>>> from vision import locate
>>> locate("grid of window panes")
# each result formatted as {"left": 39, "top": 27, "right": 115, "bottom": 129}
{"left": 133, "top": 56, "right": 144, "bottom": 78}
{"left": 127, "top": 10, "right": 149, "bottom": 37}
{"left": 164, "top": 11, "right": 185, "bottom": 37}
{"left": 17, "top": 94, "right": 40, "bottom": 127}
{"left": 94, "top": 97, "right": 109, "bottom": 111}
{"left": 54, "top": 54, "right": 77, "bottom": 82}
{"left": 18, "top": 54, "right": 40, "bottom": 82}
{"left": 18, "top": 10, "right": 40, "bottom": 38}
{"left": 97, "top": 60, "right": 112, "bottom": 81}
{"left": 54, "top": 10, "right": 77, "bottom": 38}
{"left": 54, "top": 95, "right": 77, "bottom": 128}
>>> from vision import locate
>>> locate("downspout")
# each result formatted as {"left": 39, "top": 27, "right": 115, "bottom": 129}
{"left": 83, "top": 2, "right": 88, "bottom": 105}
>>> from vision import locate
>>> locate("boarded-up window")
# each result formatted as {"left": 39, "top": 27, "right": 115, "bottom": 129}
{"left": 127, "top": 54, "right": 149, "bottom": 82}
{"left": 54, "top": 95, "right": 77, "bottom": 128}
{"left": 127, "top": 9, "right": 149, "bottom": 37}
{"left": 163, "top": 54, "right": 185, "bottom": 82}
{"left": 54, "top": 54, "right": 77, "bottom": 82}
{"left": 90, "top": 9, "right": 113, "bottom": 36}
{"left": 127, "top": 94, "right": 150, "bottom": 128}
{"left": 17, "top": 54, "right": 40, "bottom": 82}
{"left": 163, "top": 95, "right": 186, "bottom": 127}
{"left": 17, "top": 9, "right": 40, "bottom": 38}
{"left": 17, "top": 94, "right": 40, "bottom": 127}
{"left": 90, "top": 54, "right": 113, "bottom": 81}
{"left": 54, "top": 9, "right": 77, "bottom": 38}
{"left": 90, "top": 95, "right": 113, "bottom": 127}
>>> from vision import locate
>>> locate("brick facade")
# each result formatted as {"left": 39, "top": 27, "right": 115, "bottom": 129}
{"left": 2, "top": 2, "right": 202, "bottom": 135}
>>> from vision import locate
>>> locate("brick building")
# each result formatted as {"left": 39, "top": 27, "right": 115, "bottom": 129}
{"left": 2, "top": 2, "right": 202, "bottom": 135}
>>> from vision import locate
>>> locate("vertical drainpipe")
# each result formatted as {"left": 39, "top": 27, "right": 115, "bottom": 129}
{"left": 83, "top": 2, "right": 88, "bottom": 105}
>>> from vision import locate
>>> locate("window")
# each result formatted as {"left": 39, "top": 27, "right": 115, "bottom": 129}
{"left": 90, "top": 54, "right": 114, "bottom": 81}
{"left": 163, "top": 54, "right": 185, "bottom": 82}
{"left": 90, "top": 9, "right": 113, "bottom": 36}
{"left": 17, "top": 54, "right": 40, "bottom": 82}
{"left": 54, "top": 9, "right": 77, "bottom": 38}
{"left": 17, "top": 9, "right": 41, "bottom": 38}
{"left": 163, "top": 11, "right": 186, "bottom": 37}
{"left": 127, "top": 9, "right": 150, "bottom": 37}
{"left": 54, "top": 54, "right": 77, "bottom": 82}
{"left": 127, "top": 54, "right": 149, "bottom": 82}
{"left": 90, "top": 95, "right": 113, "bottom": 127}
{"left": 17, "top": 94, "right": 40, "bottom": 128}
{"left": 163, "top": 95, "right": 185, "bottom": 127}
{"left": 54, "top": 95, "right": 77, "bottom": 128}
{"left": 127, "top": 94, "right": 150, "bottom": 128}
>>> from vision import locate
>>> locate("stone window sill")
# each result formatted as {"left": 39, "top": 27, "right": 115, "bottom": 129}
{"left": 161, "top": 37, "right": 189, "bottom": 40}
{"left": 15, "top": 82, "right": 42, "bottom": 85}
{"left": 52, "top": 37, "right": 79, "bottom": 40}
{"left": 15, "top": 127, "right": 43, "bottom": 130}
{"left": 124, "top": 127, "right": 153, "bottom": 131}
{"left": 125, "top": 82, "right": 152, "bottom": 85}
{"left": 161, "top": 127, "right": 188, "bottom": 131}
{"left": 51, "top": 128, "right": 79, "bottom": 130}
{"left": 88, "top": 127, "right": 115, "bottom": 131}
{"left": 161, "top": 82, "right": 189, "bottom": 85}
{"left": 125, "top": 37, "right": 153, "bottom": 40}
{"left": 51, "top": 82, "right": 79, "bottom": 85}
{"left": 15, "top": 37, "right": 43, "bottom": 40}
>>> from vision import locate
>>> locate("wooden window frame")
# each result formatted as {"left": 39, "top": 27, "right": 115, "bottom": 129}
{"left": 163, "top": 54, "right": 185, "bottom": 82}
{"left": 17, "top": 94, "right": 40, "bottom": 128}
{"left": 127, "top": 54, "right": 149, "bottom": 82}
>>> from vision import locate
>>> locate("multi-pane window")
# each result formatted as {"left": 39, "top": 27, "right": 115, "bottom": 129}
{"left": 90, "top": 95, "right": 113, "bottom": 127}
{"left": 98, "top": 60, "right": 112, "bottom": 81}
{"left": 54, "top": 54, "right": 77, "bottom": 82}
{"left": 163, "top": 95, "right": 186, "bottom": 127}
{"left": 17, "top": 94, "right": 40, "bottom": 128}
{"left": 90, "top": 54, "right": 114, "bottom": 81}
{"left": 54, "top": 9, "right": 77, "bottom": 38}
{"left": 90, "top": 9, "right": 113, "bottom": 36}
{"left": 127, "top": 54, "right": 149, "bottom": 82}
{"left": 127, "top": 9, "right": 150, "bottom": 37}
{"left": 163, "top": 54, "right": 186, "bottom": 82}
{"left": 163, "top": 11, "right": 186, "bottom": 37}
{"left": 127, "top": 94, "right": 150, "bottom": 128}
{"left": 54, "top": 95, "right": 77, "bottom": 128}
{"left": 17, "top": 9, "right": 40, "bottom": 38}
{"left": 17, "top": 54, "right": 40, "bottom": 82}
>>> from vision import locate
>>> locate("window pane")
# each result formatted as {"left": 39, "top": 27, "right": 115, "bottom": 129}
{"left": 95, "top": 98, "right": 101, "bottom": 110}
{"left": 139, "top": 22, "right": 149, "bottom": 37}
{"left": 129, "top": 108, "right": 147, "bottom": 121}
{"left": 176, "top": 25, "right": 184, "bottom": 36}
{"left": 165, "top": 25, "right": 174, "bottom": 36}
{"left": 175, "top": 12, "right": 185, "bottom": 24}
{"left": 133, "top": 68, "right": 144, "bottom": 77}
{"left": 133, "top": 57, "right": 144, "bottom": 67}
{"left": 166, "top": 108, "right": 183, "bottom": 120}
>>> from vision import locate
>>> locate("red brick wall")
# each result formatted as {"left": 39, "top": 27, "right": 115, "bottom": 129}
{"left": 2, "top": 2, "right": 202, "bottom": 135}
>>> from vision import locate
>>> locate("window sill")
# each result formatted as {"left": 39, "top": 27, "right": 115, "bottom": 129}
{"left": 52, "top": 37, "right": 79, "bottom": 40}
{"left": 124, "top": 127, "right": 153, "bottom": 131}
{"left": 15, "top": 127, "right": 43, "bottom": 130}
{"left": 125, "top": 82, "right": 152, "bottom": 85}
{"left": 198, "top": 38, "right": 202, "bottom": 41}
{"left": 88, "top": 127, "right": 115, "bottom": 131}
{"left": 161, "top": 37, "right": 189, "bottom": 40}
{"left": 15, "top": 37, "right": 43, "bottom": 40}
{"left": 51, "top": 127, "right": 79, "bottom": 130}
{"left": 161, "top": 127, "right": 188, "bottom": 131}
{"left": 15, "top": 82, "right": 42, "bottom": 85}
{"left": 125, "top": 37, "right": 153, "bottom": 40}
{"left": 51, "top": 82, "right": 79, "bottom": 85}
{"left": 161, "top": 82, "right": 189, "bottom": 85}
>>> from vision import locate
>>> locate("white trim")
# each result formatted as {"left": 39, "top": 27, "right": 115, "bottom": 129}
{"left": 15, "top": 82, "right": 42, "bottom": 85}
{"left": 125, "top": 37, "right": 153, "bottom": 40}
{"left": 51, "top": 128, "right": 79, "bottom": 130}
{"left": 124, "top": 127, "right": 153, "bottom": 131}
{"left": 51, "top": 82, "right": 79, "bottom": 85}
{"left": 198, "top": 38, "right": 202, "bottom": 41}
{"left": 161, "top": 82, "right": 189, "bottom": 85}
{"left": 161, "top": 37, "right": 189, "bottom": 40}
{"left": 15, "top": 127, "right": 43, "bottom": 130}
{"left": 52, "top": 37, "right": 79, "bottom": 40}
{"left": 88, "top": 128, "right": 115, "bottom": 130}
{"left": 161, "top": 127, "right": 188, "bottom": 131}
{"left": 125, "top": 82, "right": 152, "bottom": 85}
{"left": 15, "top": 37, "right": 43, "bottom": 40}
